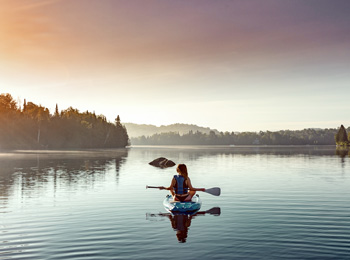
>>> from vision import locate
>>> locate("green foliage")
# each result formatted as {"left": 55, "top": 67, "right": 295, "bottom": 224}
{"left": 0, "top": 93, "right": 17, "bottom": 112}
{"left": 0, "top": 93, "right": 129, "bottom": 149}
{"left": 335, "top": 125, "right": 350, "bottom": 146}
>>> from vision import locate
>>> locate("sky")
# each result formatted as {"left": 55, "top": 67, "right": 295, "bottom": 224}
{"left": 1, "top": 0, "right": 350, "bottom": 132}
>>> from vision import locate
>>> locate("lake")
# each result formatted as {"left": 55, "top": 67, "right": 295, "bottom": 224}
{"left": 0, "top": 146, "right": 349, "bottom": 259}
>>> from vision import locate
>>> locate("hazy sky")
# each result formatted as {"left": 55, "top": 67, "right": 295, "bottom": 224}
{"left": 1, "top": 0, "right": 349, "bottom": 132}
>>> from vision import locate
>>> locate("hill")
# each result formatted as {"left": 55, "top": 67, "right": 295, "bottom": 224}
{"left": 124, "top": 123, "right": 220, "bottom": 138}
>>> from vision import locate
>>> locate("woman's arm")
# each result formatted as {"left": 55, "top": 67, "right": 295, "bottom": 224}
{"left": 186, "top": 178, "right": 205, "bottom": 192}
{"left": 159, "top": 178, "right": 176, "bottom": 193}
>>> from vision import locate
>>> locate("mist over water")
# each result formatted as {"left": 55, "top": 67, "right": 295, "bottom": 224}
{"left": 0, "top": 146, "right": 349, "bottom": 259}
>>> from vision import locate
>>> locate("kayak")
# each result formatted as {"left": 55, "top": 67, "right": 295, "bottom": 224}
{"left": 163, "top": 194, "right": 202, "bottom": 213}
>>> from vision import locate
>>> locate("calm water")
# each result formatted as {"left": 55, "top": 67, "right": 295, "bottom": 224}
{"left": 0, "top": 146, "right": 349, "bottom": 259}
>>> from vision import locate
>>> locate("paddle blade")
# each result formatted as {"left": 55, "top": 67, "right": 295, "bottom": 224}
{"left": 206, "top": 207, "right": 221, "bottom": 216}
{"left": 205, "top": 187, "right": 221, "bottom": 196}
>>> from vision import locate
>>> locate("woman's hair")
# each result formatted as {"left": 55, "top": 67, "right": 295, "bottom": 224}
{"left": 177, "top": 164, "right": 188, "bottom": 180}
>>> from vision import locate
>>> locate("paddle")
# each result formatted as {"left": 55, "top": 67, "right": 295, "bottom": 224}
{"left": 205, "top": 207, "right": 221, "bottom": 216}
{"left": 146, "top": 185, "right": 221, "bottom": 196}
{"left": 146, "top": 207, "right": 221, "bottom": 219}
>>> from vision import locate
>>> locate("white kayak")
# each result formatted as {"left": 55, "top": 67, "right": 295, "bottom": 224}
{"left": 163, "top": 194, "right": 202, "bottom": 213}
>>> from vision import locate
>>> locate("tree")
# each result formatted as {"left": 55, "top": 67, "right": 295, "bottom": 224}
{"left": 23, "top": 99, "right": 27, "bottom": 112}
{"left": 335, "top": 125, "right": 349, "bottom": 146}
{"left": 0, "top": 93, "right": 17, "bottom": 114}
{"left": 115, "top": 115, "right": 121, "bottom": 126}
{"left": 54, "top": 104, "right": 60, "bottom": 117}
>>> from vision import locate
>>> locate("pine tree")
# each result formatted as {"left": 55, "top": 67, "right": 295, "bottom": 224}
{"left": 54, "top": 104, "right": 59, "bottom": 117}
{"left": 23, "top": 99, "right": 27, "bottom": 112}
{"left": 335, "top": 125, "right": 349, "bottom": 145}
{"left": 115, "top": 115, "right": 121, "bottom": 126}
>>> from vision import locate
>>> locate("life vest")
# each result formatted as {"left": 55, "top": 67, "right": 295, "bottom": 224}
{"left": 174, "top": 175, "right": 188, "bottom": 195}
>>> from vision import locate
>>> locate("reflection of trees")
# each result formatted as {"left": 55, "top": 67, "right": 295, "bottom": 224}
{"left": 0, "top": 149, "right": 128, "bottom": 208}
{"left": 336, "top": 147, "right": 350, "bottom": 158}
{"left": 146, "top": 207, "right": 220, "bottom": 243}
{"left": 336, "top": 147, "right": 349, "bottom": 165}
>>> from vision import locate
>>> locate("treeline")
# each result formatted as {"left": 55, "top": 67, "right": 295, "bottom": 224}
{"left": 0, "top": 93, "right": 129, "bottom": 149}
{"left": 124, "top": 122, "right": 219, "bottom": 138}
{"left": 131, "top": 128, "right": 343, "bottom": 146}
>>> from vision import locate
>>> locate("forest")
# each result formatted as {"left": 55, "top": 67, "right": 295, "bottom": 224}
{"left": 124, "top": 122, "right": 219, "bottom": 138}
{"left": 131, "top": 128, "right": 345, "bottom": 146}
{"left": 0, "top": 93, "right": 129, "bottom": 149}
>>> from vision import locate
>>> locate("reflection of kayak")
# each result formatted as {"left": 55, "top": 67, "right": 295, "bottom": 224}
{"left": 163, "top": 194, "right": 202, "bottom": 213}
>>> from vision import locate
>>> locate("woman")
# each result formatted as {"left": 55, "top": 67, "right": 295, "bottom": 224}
{"left": 161, "top": 164, "right": 205, "bottom": 202}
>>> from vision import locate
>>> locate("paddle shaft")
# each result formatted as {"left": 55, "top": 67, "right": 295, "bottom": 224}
{"left": 146, "top": 185, "right": 200, "bottom": 191}
{"left": 146, "top": 185, "right": 220, "bottom": 196}
{"left": 146, "top": 186, "right": 162, "bottom": 189}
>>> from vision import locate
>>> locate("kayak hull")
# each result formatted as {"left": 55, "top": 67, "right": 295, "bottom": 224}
{"left": 163, "top": 194, "right": 202, "bottom": 213}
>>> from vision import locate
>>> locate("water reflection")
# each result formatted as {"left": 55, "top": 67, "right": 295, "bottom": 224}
{"left": 336, "top": 147, "right": 350, "bottom": 158}
{"left": 146, "top": 207, "right": 221, "bottom": 243}
{"left": 336, "top": 147, "right": 350, "bottom": 166}
{"left": 0, "top": 149, "right": 128, "bottom": 208}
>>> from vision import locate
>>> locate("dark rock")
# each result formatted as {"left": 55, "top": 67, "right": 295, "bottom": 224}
{"left": 149, "top": 157, "right": 176, "bottom": 168}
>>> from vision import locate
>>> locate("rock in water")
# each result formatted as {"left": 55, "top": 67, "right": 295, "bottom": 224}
{"left": 149, "top": 157, "right": 176, "bottom": 168}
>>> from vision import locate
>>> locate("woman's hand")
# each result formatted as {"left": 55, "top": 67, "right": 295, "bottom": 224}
{"left": 159, "top": 186, "right": 167, "bottom": 190}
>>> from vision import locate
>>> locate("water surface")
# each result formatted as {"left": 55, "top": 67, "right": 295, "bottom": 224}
{"left": 0, "top": 146, "right": 349, "bottom": 259}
